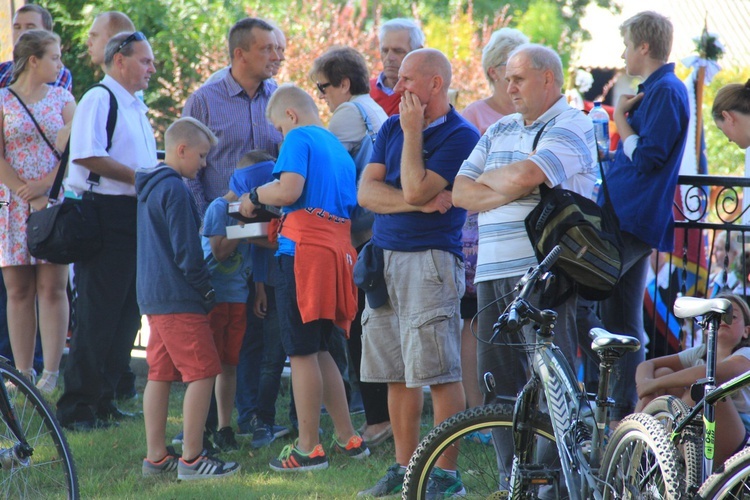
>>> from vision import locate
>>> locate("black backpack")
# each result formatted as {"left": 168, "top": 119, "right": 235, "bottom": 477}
{"left": 524, "top": 115, "right": 624, "bottom": 303}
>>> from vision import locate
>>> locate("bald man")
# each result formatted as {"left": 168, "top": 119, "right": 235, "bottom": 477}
{"left": 238, "top": 84, "right": 368, "bottom": 472}
{"left": 87, "top": 11, "right": 136, "bottom": 69}
{"left": 357, "top": 48, "right": 479, "bottom": 497}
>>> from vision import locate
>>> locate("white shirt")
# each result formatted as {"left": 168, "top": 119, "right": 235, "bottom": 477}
{"left": 457, "top": 97, "right": 597, "bottom": 282}
{"left": 66, "top": 75, "right": 156, "bottom": 196}
{"left": 678, "top": 344, "right": 750, "bottom": 413}
{"left": 328, "top": 94, "right": 388, "bottom": 153}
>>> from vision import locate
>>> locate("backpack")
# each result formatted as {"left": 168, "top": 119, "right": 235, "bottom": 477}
{"left": 349, "top": 101, "right": 376, "bottom": 233}
{"left": 524, "top": 116, "right": 624, "bottom": 304}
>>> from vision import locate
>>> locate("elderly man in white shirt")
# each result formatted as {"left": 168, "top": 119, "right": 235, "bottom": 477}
{"left": 57, "top": 31, "right": 157, "bottom": 431}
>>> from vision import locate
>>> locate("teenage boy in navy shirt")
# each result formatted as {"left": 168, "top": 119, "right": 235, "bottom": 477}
{"left": 598, "top": 11, "right": 689, "bottom": 426}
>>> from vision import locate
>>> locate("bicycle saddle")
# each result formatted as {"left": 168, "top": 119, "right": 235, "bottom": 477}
{"left": 589, "top": 328, "right": 641, "bottom": 353}
{"left": 673, "top": 297, "right": 732, "bottom": 323}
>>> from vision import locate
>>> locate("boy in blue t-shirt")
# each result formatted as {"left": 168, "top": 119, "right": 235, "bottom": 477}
{"left": 238, "top": 84, "right": 367, "bottom": 472}
{"left": 201, "top": 153, "right": 274, "bottom": 449}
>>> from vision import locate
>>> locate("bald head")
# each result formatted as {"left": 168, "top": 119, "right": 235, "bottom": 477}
{"left": 266, "top": 83, "right": 318, "bottom": 122}
{"left": 405, "top": 48, "right": 452, "bottom": 90}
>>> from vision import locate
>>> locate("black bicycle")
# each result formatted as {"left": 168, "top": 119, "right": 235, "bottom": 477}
{"left": 402, "top": 246, "right": 685, "bottom": 499}
{"left": 0, "top": 356, "right": 78, "bottom": 498}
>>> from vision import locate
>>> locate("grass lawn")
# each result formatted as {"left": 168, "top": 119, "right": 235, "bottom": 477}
{"left": 57, "top": 362, "right": 435, "bottom": 499}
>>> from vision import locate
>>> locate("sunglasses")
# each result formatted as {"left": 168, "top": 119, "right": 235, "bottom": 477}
{"left": 316, "top": 82, "right": 332, "bottom": 94}
{"left": 115, "top": 31, "right": 146, "bottom": 54}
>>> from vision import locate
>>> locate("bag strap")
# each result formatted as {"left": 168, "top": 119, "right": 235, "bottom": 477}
{"left": 531, "top": 114, "right": 562, "bottom": 197}
{"left": 7, "top": 88, "right": 61, "bottom": 160}
{"left": 83, "top": 84, "right": 118, "bottom": 186}
{"left": 351, "top": 101, "right": 376, "bottom": 143}
{"left": 46, "top": 140, "right": 70, "bottom": 205}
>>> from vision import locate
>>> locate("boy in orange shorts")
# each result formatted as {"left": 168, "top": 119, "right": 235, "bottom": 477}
{"left": 200, "top": 152, "right": 270, "bottom": 450}
{"left": 136, "top": 117, "right": 239, "bottom": 480}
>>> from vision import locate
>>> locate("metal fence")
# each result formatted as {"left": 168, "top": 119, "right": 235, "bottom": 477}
{"left": 645, "top": 174, "right": 750, "bottom": 358}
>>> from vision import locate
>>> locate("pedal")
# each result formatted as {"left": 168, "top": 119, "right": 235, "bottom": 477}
{"left": 517, "top": 464, "right": 559, "bottom": 486}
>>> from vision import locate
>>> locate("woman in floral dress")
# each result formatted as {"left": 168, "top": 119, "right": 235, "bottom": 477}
{"left": 0, "top": 30, "right": 76, "bottom": 393}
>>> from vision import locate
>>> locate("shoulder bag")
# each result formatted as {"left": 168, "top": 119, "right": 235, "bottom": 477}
{"left": 15, "top": 85, "right": 117, "bottom": 264}
{"left": 524, "top": 114, "right": 624, "bottom": 304}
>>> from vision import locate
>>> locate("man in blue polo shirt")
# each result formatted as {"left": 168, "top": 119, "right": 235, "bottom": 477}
{"left": 599, "top": 11, "right": 689, "bottom": 426}
{"left": 357, "top": 48, "right": 479, "bottom": 498}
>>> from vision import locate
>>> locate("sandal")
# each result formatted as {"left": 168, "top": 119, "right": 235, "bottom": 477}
{"left": 36, "top": 370, "right": 59, "bottom": 395}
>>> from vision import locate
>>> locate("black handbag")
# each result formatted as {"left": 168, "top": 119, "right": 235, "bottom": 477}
{"left": 26, "top": 143, "right": 102, "bottom": 264}
{"left": 12, "top": 86, "right": 117, "bottom": 264}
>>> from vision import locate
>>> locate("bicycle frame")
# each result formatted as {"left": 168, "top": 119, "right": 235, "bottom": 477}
{"left": 511, "top": 324, "right": 614, "bottom": 500}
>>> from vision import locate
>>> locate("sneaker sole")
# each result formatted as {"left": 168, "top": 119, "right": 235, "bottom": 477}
{"left": 178, "top": 465, "right": 240, "bottom": 481}
{"left": 269, "top": 461, "right": 329, "bottom": 472}
{"left": 347, "top": 448, "right": 370, "bottom": 460}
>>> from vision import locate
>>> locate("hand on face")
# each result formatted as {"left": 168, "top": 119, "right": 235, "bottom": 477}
{"left": 399, "top": 90, "right": 426, "bottom": 133}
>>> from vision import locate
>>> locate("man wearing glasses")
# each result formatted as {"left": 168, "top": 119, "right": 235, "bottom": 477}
{"left": 57, "top": 31, "right": 157, "bottom": 431}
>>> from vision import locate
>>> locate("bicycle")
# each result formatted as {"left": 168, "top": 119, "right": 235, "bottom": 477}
{"left": 0, "top": 356, "right": 78, "bottom": 499}
{"left": 642, "top": 296, "right": 750, "bottom": 496}
{"left": 402, "top": 245, "right": 686, "bottom": 499}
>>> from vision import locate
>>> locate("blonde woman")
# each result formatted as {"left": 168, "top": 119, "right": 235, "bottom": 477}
{"left": 0, "top": 30, "right": 76, "bottom": 393}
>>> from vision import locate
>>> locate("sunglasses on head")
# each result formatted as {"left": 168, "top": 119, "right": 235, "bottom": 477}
{"left": 115, "top": 31, "right": 146, "bottom": 54}
{"left": 316, "top": 82, "right": 332, "bottom": 94}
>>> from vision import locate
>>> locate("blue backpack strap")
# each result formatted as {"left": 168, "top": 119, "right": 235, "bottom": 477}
{"left": 351, "top": 101, "right": 376, "bottom": 143}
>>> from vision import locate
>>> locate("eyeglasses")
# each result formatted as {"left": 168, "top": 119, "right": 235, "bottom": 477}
{"left": 316, "top": 82, "right": 332, "bottom": 94}
{"left": 114, "top": 31, "right": 146, "bottom": 54}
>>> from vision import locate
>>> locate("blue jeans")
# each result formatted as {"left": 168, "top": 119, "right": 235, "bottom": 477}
{"left": 236, "top": 282, "right": 291, "bottom": 431}
{"left": 599, "top": 232, "right": 652, "bottom": 421}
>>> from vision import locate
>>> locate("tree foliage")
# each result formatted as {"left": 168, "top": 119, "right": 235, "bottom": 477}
{"left": 41, "top": 0, "right": 746, "bottom": 179}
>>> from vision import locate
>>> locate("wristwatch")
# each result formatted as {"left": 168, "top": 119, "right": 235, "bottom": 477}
{"left": 249, "top": 187, "right": 260, "bottom": 206}
{"left": 203, "top": 289, "right": 215, "bottom": 302}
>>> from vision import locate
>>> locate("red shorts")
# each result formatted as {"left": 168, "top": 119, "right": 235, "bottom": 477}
{"left": 208, "top": 302, "right": 247, "bottom": 366}
{"left": 146, "top": 313, "right": 222, "bottom": 383}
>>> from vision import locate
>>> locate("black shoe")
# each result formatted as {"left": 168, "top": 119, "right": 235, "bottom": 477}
{"left": 214, "top": 426, "right": 239, "bottom": 452}
{"left": 63, "top": 418, "right": 118, "bottom": 432}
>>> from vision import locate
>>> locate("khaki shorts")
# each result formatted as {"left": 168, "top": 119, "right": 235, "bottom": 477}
{"left": 360, "top": 249, "right": 465, "bottom": 388}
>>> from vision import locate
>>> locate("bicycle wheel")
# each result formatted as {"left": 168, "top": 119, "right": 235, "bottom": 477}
{"left": 0, "top": 363, "right": 78, "bottom": 499}
{"left": 696, "top": 445, "right": 750, "bottom": 499}
{"left": 600, "top": 412, "right": 686, "bottom": 500}
{"left": 642, "top": 395, "right": 702, "bottom": 492}
{"left": 402, "top": 403, "right": 557, "bottom": 500}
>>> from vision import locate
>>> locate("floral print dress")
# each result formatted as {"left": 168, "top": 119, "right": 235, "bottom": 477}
{"left": 0, "top": 86, "right": 74, "bottom": 266}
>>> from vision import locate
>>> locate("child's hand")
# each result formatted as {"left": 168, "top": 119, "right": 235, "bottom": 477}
{"left": 254, "top": 283, "right": 267, "bottom": 319}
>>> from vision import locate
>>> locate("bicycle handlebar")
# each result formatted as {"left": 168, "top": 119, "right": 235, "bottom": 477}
{"left": 492, "top": 245, "right": 562, "bottom": 339}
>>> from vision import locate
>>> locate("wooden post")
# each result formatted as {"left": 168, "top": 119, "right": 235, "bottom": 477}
{"left": 695, "top": 65, "right": 706, "bottom": 164}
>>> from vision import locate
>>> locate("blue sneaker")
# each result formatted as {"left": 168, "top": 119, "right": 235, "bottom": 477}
{"left": 426, "top": 468, "right": 466, "bottom": 499}
{"left": 463, "top": 430, "right": 492, "bottom": 445}
{"left": 252, "top": 424, "right": 275, "bottom": 449}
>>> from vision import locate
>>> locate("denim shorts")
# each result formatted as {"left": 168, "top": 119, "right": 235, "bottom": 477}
{"left": 360, "top": 249, "right": 464, "bottom": 388}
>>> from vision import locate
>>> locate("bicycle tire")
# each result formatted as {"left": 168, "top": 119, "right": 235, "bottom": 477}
{"left": 0, "top": 363, "right": 79, "bottom": 499}
{"left": 402, "top": 403, "right": 557, "bottom": 500}
{"left": 642, "top": 395, "right": 702, "bottom": 493}
{"left": 696, "top": 445, "right": 750, "bottom": 499}
{"left": 599, "top": 412, "right": 686, "bottom": 500}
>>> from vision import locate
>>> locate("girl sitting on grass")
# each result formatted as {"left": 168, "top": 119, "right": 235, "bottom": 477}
{"left": 635, "top": 292, "right": 750, "bottom": 465}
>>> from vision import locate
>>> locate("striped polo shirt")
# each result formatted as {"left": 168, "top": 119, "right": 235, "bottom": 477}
{"left": 183, "top": 70, "right": 282, "bottom": 216}
{"left": 457, "top": 97, "right": 597, "bottom": 282}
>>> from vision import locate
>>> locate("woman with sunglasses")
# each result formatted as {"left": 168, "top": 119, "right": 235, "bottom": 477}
{"left": 309, "top": 46, "right": 391, "bottom": 448}
{"left": 0, "top": 30, "right": 75, "bottom": 393}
